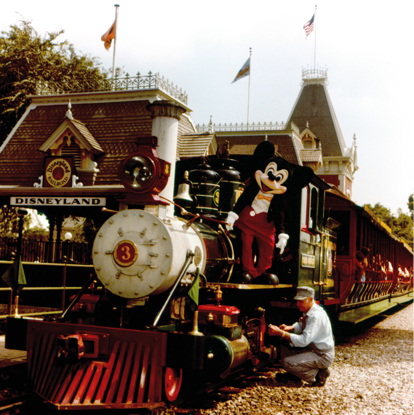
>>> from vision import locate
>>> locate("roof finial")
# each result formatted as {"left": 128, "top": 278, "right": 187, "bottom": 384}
{"left": 306, "top": 121, "right": 309, "bottom": 128}
{"left": 208, "top": 115, "right": 213, "bottom": 134}
{"left": 66, "top": 100, "right": 73, "bottom": 120}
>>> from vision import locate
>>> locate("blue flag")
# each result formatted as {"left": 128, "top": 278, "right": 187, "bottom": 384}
{"left": 232, "top": 57, "right": 250, "bottom": 83}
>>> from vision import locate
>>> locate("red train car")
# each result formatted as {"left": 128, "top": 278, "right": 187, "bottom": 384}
{"left": 325, "top": 191, "right": 413, "bottom": 323}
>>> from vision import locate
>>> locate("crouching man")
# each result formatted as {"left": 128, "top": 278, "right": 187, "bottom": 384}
{"left": 268, "top": 286, "right": 335, "bottom": 387}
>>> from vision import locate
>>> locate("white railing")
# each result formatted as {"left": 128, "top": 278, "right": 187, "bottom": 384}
{"left": 36, "top": 72, "right": 188, "bottom": 105}
{"left": 196, "top": 121, "right": 288, "bottom": 133}
{"left": 302, "top": 68, "right": 328, "bottom": 81}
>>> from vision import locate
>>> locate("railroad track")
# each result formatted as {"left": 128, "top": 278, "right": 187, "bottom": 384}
{"left": 160, "top": 365, "right": 282, "bottom": 414}
{"left": 0, "top": 360, "right": 30, "bottom": 415}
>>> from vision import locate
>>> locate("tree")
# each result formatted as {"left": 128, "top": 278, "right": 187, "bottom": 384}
{"left": 0, "top": 206, "right": 31, "bottom": 238}
{"left": 66, "top": 217, "right": 98, "bottom": 244}
{"left": 0, "top": 19, "right": 109, "bottom": 145}
{"left": 23, "top": 226, "right": 48, "bottom": 241}
{"left": 393, "top": 209, "right": 413, "bottom": 248}
{"left": 365, "top": 202, "right": 413, "bottom": 250}
{"left": 409, "top": 194, "right": 413, "bottom": 218}
{"left": 365, "top": 203, "right": 393, "bottom": 228}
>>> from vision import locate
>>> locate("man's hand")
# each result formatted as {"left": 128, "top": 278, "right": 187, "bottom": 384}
{"left": 267, "top": 324, "right": 283, "bottom": 336}
{"left": 268, "top": 324, "right": 291, "bottom": 341}
{"left": 280, "top": 324, "right": 295, "bottom": 332}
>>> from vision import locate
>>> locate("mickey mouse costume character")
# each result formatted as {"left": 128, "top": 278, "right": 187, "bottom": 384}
{"left": 226, "top": 145, "right": 314, "bottom": 284}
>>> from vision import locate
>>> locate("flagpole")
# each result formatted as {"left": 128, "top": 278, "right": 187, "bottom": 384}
{"left": 112, "top": 4, "right": 120, "bottom": 79}
{"left": 313, "top": 5, "right": 317, "bottom": 72}
{"left": 247, "top": 47, "right": 252, "bottom": 125}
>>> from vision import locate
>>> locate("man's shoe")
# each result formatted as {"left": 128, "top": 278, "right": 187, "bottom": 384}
{"left": 275, "top": 372, "right": 301, "bottom": 383}
{"left": 311, "top": 368, "right": 330, "bottom": 387}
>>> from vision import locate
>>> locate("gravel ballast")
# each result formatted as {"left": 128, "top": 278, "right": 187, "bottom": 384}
{"left": 162, "top": 302, "right": 413, "bottom": 415}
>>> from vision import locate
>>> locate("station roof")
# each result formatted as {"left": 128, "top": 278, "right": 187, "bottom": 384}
{"left": 286, "top": 69, "right": 347, "bottom": 157}
{"left": 0, "top": 89, "right": 194, "bottom": 190}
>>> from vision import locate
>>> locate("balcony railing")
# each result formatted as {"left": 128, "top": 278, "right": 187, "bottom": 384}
{"left": 36, "top": 72, "right": 188, "bottom": 105}
{"left": 196, "top": 121, "right": 289, "bottom": 133}
{"left": 301, "top": 68, "right": 328, "bottom": 84}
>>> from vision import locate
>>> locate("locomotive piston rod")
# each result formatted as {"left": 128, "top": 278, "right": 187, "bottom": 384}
{"left": 152, "top": 250, "right": 195, "bottom": 327}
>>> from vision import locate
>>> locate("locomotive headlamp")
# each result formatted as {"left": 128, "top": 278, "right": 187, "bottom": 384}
{"left": 120, "top": 136, "right": 171, "bottom": 204}
{"left": 122, "top": 155, "right": 156, "bottom": 193}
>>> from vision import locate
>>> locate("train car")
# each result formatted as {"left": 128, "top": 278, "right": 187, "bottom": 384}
{"left": 325, "top": 191, "right": 413, "bottom": 323}
{"left": 5, "top": 138, "right": 413, "bottom": 411}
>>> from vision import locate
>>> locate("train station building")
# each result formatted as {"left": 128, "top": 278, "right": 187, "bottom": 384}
{"left": 0, "top": 73, "right": 195, "bottom": 261}
{"left": 0, "top": 69, "right": 357, "bottom": 262}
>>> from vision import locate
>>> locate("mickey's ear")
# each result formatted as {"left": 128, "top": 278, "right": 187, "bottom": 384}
{"left": 254, "top": 141, "right": 275, "bottom": 160}
{"left": 290, "top": 166, "right": 314, "bottom": 191}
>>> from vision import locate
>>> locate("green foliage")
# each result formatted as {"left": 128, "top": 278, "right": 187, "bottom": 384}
{"left": 0, "top": 206, "right": 30, "bottom": 237}
{"left": 409, "top": 194, "right": 413, "bottom": 217}
{"left": 0, "top": 19, "right": 109, "bottom": 144}
{"left": 365, "top": 199, "right": 413, "bottom": 249}
{"left": 23, "top": 226, "right": 48, "bottom": 241}
{"left": 66, "top": 217, "right": 98, "bottom": 244}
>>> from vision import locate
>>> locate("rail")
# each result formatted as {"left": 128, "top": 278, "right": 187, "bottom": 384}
{"left": 0, "top": 237, "right": 93, "bottom": 265}
{"left": 196, "top": 121, "right": 289, "bottom": 133}
{"left": 302, "top": 68, "right": 328, "bottom": 81}
{"left": 0, "top": 261, "right": 95, "bottom": 319}
{"left": 35, "top": 71, "right": 188, "bottom": 105}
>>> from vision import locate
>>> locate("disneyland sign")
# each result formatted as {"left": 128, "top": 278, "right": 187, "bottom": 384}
{"left": 11, "top": 197, "right": 106, "bottom": 207}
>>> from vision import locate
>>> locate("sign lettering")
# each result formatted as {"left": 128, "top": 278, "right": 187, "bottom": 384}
{"left": 10, "top": 197, "right": 106, "bottom": 206}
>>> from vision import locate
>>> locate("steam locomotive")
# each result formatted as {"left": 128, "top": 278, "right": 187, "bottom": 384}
{"left": 5, "top": 137, "right": 413, "bottom": 411}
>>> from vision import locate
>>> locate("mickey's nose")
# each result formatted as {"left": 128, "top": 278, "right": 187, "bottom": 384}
{"left": 268, "top": 171, "right": 276, "bottom": 181}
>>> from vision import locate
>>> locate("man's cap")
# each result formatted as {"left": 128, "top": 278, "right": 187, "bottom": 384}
{"left": 294, "top": 286, "right": 315, "bottom": 300}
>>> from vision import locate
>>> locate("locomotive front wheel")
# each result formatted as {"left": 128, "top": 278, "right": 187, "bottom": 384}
{"left": 164, "top": 367, "right": 183, "bottom": 402}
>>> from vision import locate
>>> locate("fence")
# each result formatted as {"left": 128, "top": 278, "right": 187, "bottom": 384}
{"left": 0, "top": 237, "right": 93, "bottom": 265}
{"left": 0, "top": 261, "right": 95, "bottom": 318}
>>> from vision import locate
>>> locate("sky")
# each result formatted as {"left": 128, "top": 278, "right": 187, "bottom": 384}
{"left": 1, "top": 0, "right": 413, "bottom": 215}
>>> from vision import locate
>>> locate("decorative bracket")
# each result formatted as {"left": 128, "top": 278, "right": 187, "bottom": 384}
{"left": 33, "top": 175, "right": 44, "bottom": 188}
{"left": 72, "top": 175, "right": 83, "bottom": 188}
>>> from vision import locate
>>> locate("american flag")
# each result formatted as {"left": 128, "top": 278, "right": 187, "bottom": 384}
{"left": 303, "top": 14, "right": 315, "bottom": 38}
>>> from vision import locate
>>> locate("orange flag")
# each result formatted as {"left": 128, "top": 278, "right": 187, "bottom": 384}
{"left": 101, "top": 21, "right": 116, "bottom": 51}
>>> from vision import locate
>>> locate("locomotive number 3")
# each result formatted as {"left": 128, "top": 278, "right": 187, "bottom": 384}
{"left": 114, "top": 240, "right": 138, "bottom": 267}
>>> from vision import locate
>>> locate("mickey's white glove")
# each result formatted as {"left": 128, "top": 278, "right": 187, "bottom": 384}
{"left": 225, "top": 211, "right": 239, "bottom": 231}
{"left": 275, "top": 233, "right": 289, "bottom": 255}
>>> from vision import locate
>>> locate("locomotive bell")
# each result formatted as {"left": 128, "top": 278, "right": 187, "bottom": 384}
{"left": 174, "top": 183, "right": 193, "bottom": 202}
{"left": 174, "top": 171, "right": 193, "bottom": 204}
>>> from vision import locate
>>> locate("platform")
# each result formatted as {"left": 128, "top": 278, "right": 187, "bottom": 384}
{"left": 0, "top": 335, "right": 26, "bottom": 369}
{"left": 339, "top": 293, "right": 413, "bottom": 324}
{"left": 0, "top": 305, "right": 62, "bottom": 320}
